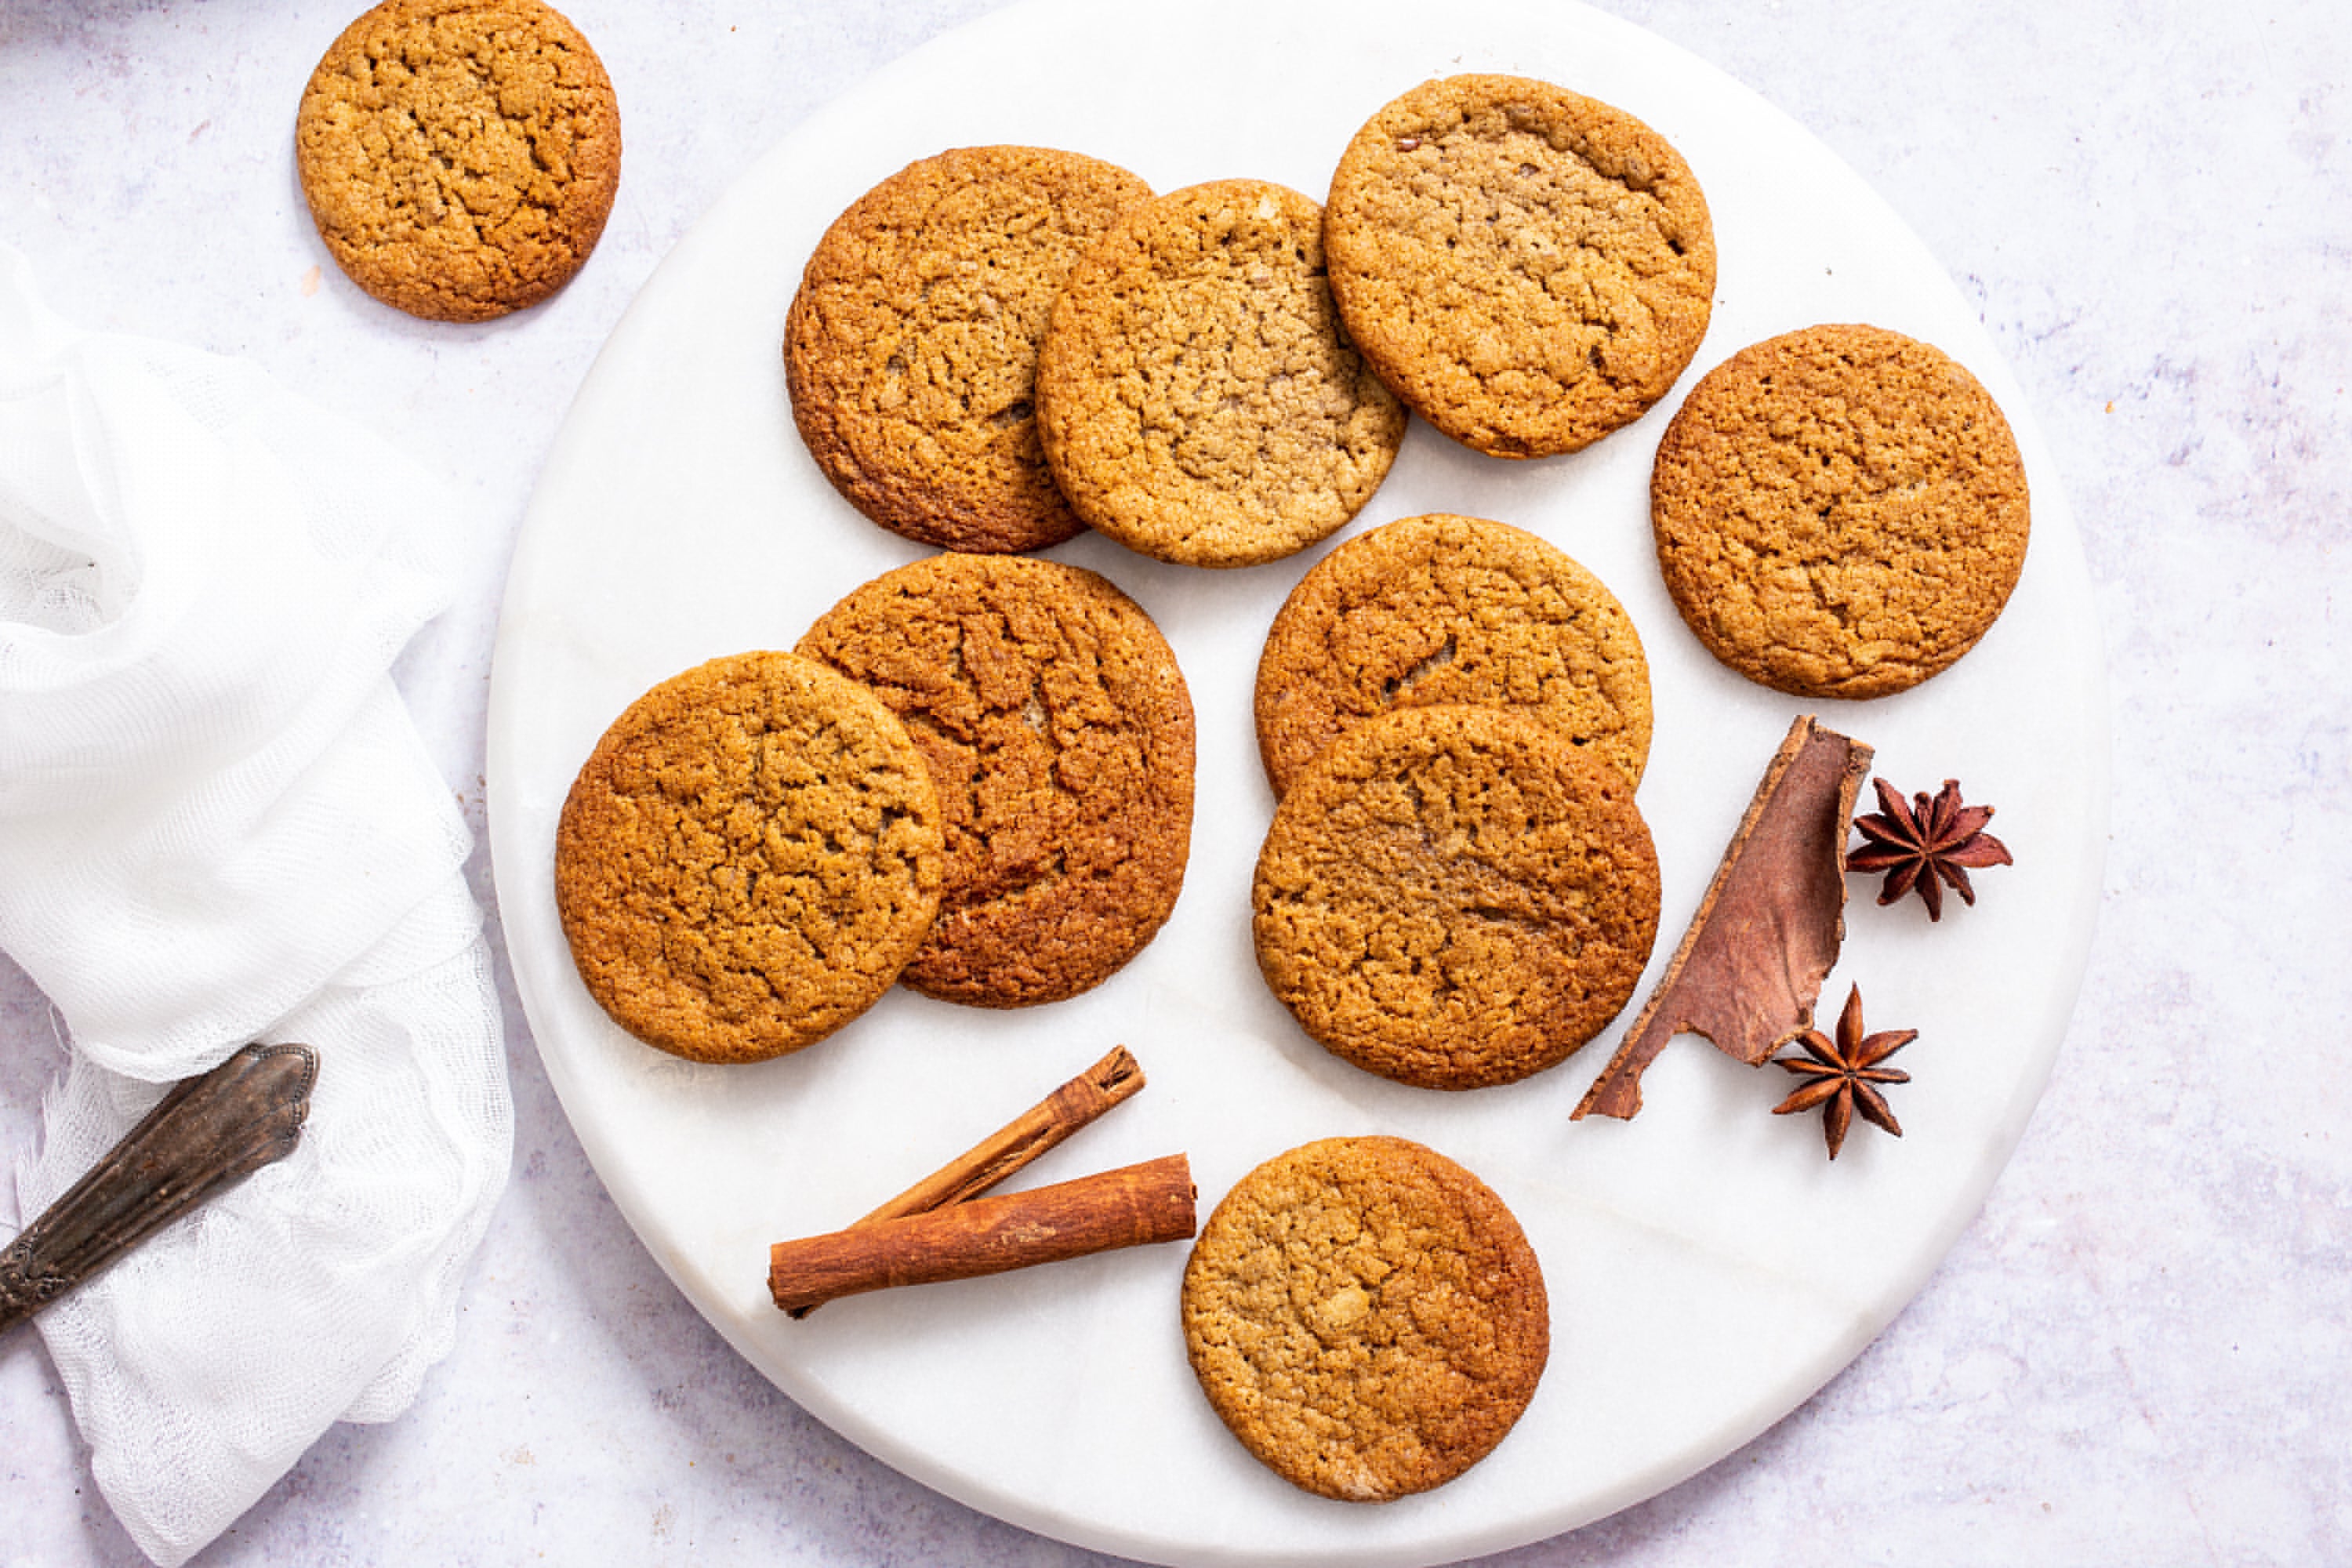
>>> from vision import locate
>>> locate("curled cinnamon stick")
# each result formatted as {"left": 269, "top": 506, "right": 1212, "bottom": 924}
{"left": 768, "top": 1152, "right": 1196, "bottom": 1314}
{"left": 787, "top": 1045, "right": 1145, "bottom": 1318}
{"left": 851, "top": 1045, "right": 1144, "bottom": 1226}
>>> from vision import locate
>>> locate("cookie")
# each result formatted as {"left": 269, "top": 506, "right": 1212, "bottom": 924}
{"left": 1650, "top": 324, "right": 2031, "bottom": 699}
{"left": 1323, "top": 74, "right": 1715, "bottom": 458}
{"left": 1255, "top": 513, "right": 1652, "bottom": 799}
{"left": 1036, "top": 180, "right": 1407, "bottom": 568}
{"left": 554, "top": 652, "right": 944, "bottom": 1064}
{"left": 785, "top": 147, "right": 1153, "bottom": 554}
{"left": 1181, "top": 1135, "right": 1548, "bottom": 1501}
{"left": 296, "top": 0, "right": 622, "bottom": 323}
{"left": 1253, "top": 705, "right": 1660, "bottom": 1090}
{"left": 797, "top": 555, "right": 1194, "bottom": 1007}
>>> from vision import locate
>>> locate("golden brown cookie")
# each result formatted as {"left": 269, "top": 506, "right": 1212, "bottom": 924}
{"left": 785, "top": 147, "right": 1153, "bottom": 554}
{"left": 1181, "top": 1135, "right": 1548, "bottom": 1501}
{"left": 1253, "top": 705, "right": 1660, "bottom": 1090}
{"left": 1651, "top": 324, "right": 2031, "bottom": 699}
{"left": 296, "top": 0, "right": 622, "bottom": 323}
{"left": 554, "top": 652, "right": 944, "bottom": 1064}
{"left": 1255, "top": 513, "right": 1652, "bottom": 799}
{"left": 1323, "top": 74, "right": 1715, "bottom": 458}
{"left": 797, "top": 555, "right": 1195, "bottom": 1007}
{"left": 1036, "top": 180, "right": 1407, "bottom": 568}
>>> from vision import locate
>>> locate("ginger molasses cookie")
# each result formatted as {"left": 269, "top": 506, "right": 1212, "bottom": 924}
{"left": 1036, "top": 180, "right": 1406, "bottom": 568}
{"left": 1651, "top": 324, "right": 2031, "bottom": 699}
{"left": 1253, "top": 705, "right": 1659, "bottom": 1090}
{"left": 1181, "top": 1135, "right": 1548, "bottom": 1501}
{"left": 786, "top": 147, "right": 1152, "bottom": 554}
{"left": 798, "top": 555, "right": 1194, "bottom": 1007}
{"left": 555, "top": 652, "right": 944, "bottom": 1064}
{"left": 1255, "top": 513, "right": 1652, "bottom": 799}
{"left": 1324, "top": 74, "right": 1715, "bottom": 458}
{"left": 296, "top": 0, "right": 622, "bottom": 323}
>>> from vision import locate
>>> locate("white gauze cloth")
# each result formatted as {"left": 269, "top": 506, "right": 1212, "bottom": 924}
{"left": 0, "top": 244, "right": 512, "bottom": 1567}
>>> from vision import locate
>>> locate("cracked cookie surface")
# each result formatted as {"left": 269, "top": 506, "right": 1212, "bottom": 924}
{"left": 1036, "top": 180, "right": 1406, "bottom": 568}
{"left": 1253, "top": 705, "right": 1659, "bottom": 1090}
{"left": 1255, "top": 513, "right": 1652, "bottom": 799}
{"left": 555, "top": 652, "right": 943, "bottom": 1063}
{"left": 1181, "top": 1135, "right": 1548, "bottom": 1501}
{"left": 1324, "top": 74, "right": 1715, "bottom": 458}
{"left": 296, "top": 0, "right": 621, "bottom": 322}
{"left": 786, "top": 147, "right": 1152, "bottom": 554}
{"left": 1651, "top": 324, "right": 2031, "bottom": 699}
{"left": 798, "top": 555, "right": 1194, "bottom": 1007}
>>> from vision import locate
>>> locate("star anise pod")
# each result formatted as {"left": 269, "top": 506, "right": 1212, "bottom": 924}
{"left": 1847, "top": 777, "right": 2012, "bottom": 920}
{"left": 1770, "top": 985, "right": 1915, "bottom": 1160}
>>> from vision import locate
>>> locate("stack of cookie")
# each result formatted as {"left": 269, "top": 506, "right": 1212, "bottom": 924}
{"left": 554, "top": 554, "right": 1198, "bottom": 1062}
{"left": 1248, "top": 512, "right": 1664, "bottom": 1090}
{"left": 786, "top": 154, "right": 1410, "bottom": 569}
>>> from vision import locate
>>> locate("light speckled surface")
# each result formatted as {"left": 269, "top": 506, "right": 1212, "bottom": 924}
{"left": 2, "top": 2, "right": 2347, "bottom": 1564}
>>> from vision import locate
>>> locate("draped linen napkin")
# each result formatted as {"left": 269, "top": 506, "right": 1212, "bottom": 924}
{"left": 0, "top": 244, "right": 511, "bottom": 1566}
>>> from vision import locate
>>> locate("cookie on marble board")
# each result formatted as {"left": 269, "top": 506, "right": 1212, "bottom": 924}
{"left": 785, "top": 146, "right": 1154, "bottom": 554}
{"left": 1323, "top": 74, "right": 1715, "bottom": 458}
{"left": 1254, "top": 512, "right": 1653, "bottom": 799}
{"left": 296, "top": 0, "right": 622, "bottom": 322}
{"left": 797, "top": 554, "right": 1194, "bottom": 1007}
{"left": 1252, "top": 704, "right": 1660, "bottom": 1091}
{"left": 1036, "top": 179, "right": 1406, "bottom": 568}
{"left": 1181, "top": 1134, "right": 1549, "bottom": 1501}
{"left": 1650, "top": 323, "right": 2031, "bottom": 699}
{"left": 554, "top": 652, "right": 944, "bottom": 1064}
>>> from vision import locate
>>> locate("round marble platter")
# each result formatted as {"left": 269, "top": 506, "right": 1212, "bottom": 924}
{"left": 485, "top": 0, "right": 2108, "bottom": 1562}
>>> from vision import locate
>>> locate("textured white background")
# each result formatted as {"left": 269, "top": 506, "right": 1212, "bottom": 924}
{"left": 1, "top": 2, "right": 2346, "bottom": 1564}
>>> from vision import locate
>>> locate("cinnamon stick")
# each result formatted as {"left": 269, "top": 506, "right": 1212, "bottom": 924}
{"left": 851, "top": 1045, "right": 1144, "bottom": 1226}
{"left": 786, "top": 1045, "right": 1145, "bottom": 1317}
{"left": 768, "top": 1153, "right": 1196, "bottom": 1314}
{"left": 1573, "top": 715, "right": 1872, "bottom": 1122}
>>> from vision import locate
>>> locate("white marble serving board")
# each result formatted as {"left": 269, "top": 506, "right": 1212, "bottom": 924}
{"left": 484, "top": 0, "right": 2107, "bottom": 1562}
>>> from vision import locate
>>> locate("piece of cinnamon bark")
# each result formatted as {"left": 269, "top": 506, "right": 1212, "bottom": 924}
{"left": 1573, "top": 715, "right": 1872, "bottom": 1121}
{"left": 768, "top": 1153, "right": 1196, "bottom": 1313}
